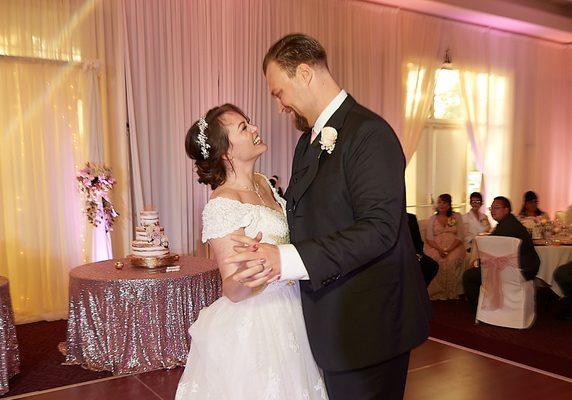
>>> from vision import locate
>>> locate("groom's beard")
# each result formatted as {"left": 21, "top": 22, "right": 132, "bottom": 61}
{"left": 293, "top": 111, "right": 310, "bottom": 132}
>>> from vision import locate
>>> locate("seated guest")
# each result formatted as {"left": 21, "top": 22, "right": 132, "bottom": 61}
{"left": 269, "top": 174, "right": 284, "bottom": 197}
{"left": 424, "top": 194, "right": 466, "bottom": 300}
{"left": 463, "top": 196, "right": 541, "bottom": 312}
{"left": 518, "top": 190, "right": 550, "bottom": 221}
{"left": 408, "top": 213, "right": 439, "bottom": 287}
{"left": 463, "top": 192, "right": 491, "bottom": 250}
{"left": 554, "top": 261, "right": 572, "bottom": 320}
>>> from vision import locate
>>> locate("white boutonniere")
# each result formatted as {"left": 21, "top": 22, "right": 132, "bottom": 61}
{"left": 319, "top": 127, "right": 337, "bottom": 155}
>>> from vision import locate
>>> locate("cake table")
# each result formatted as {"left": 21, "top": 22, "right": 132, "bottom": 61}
{"left": 62, "top": 255, "right": 221, "bottom": 375}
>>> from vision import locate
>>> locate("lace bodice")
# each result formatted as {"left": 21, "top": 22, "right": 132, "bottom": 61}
{"left": 202, "top": 175, "right": 289, "bottom": 246}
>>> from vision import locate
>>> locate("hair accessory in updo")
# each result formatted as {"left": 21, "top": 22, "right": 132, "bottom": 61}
{"left": 196, "top": 117, "right": 210, "bottom": 159}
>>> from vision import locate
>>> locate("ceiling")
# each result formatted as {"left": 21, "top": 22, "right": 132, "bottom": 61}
{"left": 372, "top": 0, "right": 572, "bottom": 43}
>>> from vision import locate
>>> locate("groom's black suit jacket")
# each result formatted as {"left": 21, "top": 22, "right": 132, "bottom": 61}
{"left": 285, "top": 95, "right": 431, "bottom": 372}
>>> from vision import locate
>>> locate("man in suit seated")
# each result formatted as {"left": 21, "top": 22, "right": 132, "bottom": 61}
{"left": 407, "top": 213, "right": 439, "bottom": 287}
{"left": 462, "top": 196, "right": 540, "bottom": 312}
{"left": 554, "top": 261, "right": 572, "bottom": 320}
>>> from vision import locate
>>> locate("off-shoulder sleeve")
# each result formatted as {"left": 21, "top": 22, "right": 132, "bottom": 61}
{"left": 201, "top": 197, "right": 252, "bottom": 242}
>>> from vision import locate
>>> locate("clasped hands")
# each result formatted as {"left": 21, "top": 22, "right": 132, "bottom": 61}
{"left": 224, "top": 232, "right": 282, "bottom": 288}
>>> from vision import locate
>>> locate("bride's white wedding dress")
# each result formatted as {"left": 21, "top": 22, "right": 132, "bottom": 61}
{"left": 175, "top": 177, "right": 328, "bottom": 400}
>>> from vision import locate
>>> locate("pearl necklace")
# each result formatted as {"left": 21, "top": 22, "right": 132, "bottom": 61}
{"left": 240, "top": 180, "right": 266, "bottom": 206}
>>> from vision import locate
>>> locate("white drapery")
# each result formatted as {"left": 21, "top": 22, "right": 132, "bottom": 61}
{"left": 401, "top": 13, "right": 444, "bottom": 162}
{"left": 0, "top": 0, "right": 109, "bottom": 322}
{"left": 445, "top": 24, "right": 516, "bottom": 208}
{"left": 0, "top": 60, "right": 88, "bottom": 323}
{"left": 510, "top": 41, "right": 572, "bottom": 216}
{"left": 443, "top": 21, "right": 572, "bottom": 213}
{"left": 85, "top": 61, "right": 114, "bottom": 262}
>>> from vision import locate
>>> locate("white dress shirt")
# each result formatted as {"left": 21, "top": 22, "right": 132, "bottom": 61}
{"left": 310, "top": 90, "right": 347, "bottom": 143}
{"left": 278, "top": 89, "right": 348, "bottom": 281}
{"left": 463, "top": 210, "right": 491, "bottom": 248}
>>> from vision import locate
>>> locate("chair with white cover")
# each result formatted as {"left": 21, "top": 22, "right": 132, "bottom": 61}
{"left": 475, "top": 236, "right": 536, "bottom": 329}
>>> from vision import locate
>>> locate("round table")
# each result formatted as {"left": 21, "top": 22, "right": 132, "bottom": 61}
{"left": 63, "top": 255, "right": 221, "bottom": 375}
{"left": 0, "top": 277, "right": 20, "bottom": 395}
{"left": 535, "top": 245, "right": 572, "bottom": 297}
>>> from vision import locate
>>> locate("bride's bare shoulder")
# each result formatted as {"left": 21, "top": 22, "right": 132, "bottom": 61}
{"left": 210, "top": 185, "right": 241, "bottom": 202}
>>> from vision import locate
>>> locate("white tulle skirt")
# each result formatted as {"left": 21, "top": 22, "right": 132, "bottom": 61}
{"left": 175, "top": 281, "right": 328, "bottom": 400}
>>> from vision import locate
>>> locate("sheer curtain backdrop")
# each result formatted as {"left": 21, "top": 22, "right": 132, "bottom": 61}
{"left": 445, "top": 24, "right": 516, "bottom": 208}
{"left": 400, "top": 12, "right": 444, "bottom": 163}
{"left": 0, "top": 0, "right": 108, "bottom": 322}
{"left": 510, "top": 41, "right": 572, "bottom": 215}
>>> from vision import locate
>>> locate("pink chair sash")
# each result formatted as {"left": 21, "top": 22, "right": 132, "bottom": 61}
{"left": 480, "top": 251, "right": 518, "bottom": 311}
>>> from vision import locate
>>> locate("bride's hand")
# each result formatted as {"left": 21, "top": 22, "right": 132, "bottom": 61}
{"left": 226, "top": 235, "right": 282, "bottom": 288}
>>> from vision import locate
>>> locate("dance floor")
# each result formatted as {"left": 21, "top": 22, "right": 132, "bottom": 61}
{"left": 6, "top": 338, "right": 571, "bottom": 400}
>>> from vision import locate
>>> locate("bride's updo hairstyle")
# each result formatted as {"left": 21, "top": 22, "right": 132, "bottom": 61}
{"left": 185, "top": 103, "right": 247, "bottom": 190}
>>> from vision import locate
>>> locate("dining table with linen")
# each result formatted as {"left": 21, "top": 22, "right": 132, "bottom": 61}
{"left": 533, "top": 238, "right": 572, "bottom": 297}
{"left": 0, "top": 276, "right": 20, "bottom": 395}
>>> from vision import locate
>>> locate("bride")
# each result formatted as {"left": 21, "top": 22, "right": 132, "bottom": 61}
{"left": 175, "top": 103, "right": 327, "bottom": 399}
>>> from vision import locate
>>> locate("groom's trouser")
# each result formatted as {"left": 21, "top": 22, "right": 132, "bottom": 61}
{"left": 322, "top": 351, "right": 410, "bottom": 400}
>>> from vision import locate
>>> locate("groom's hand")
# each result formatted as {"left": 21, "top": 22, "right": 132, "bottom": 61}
{"left": 225, "top": 234, "right": 282, "bottom": 288}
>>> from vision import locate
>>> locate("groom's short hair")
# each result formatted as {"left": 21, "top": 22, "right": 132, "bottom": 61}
{"left": 263, "top": 33, "right": 328, "bottom": 77}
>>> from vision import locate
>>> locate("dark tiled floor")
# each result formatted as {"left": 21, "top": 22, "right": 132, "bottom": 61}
{"left": 135, "top": 368, "right": 183, "bottom": 400}
{"left": 20, "top": 376, "right": 162, "bottom": 400}
{"left": 405, "top": 340, "right": 572, "bottom": 400}
{"left": 10, "top": 339, "right": 572, "bottom": 400}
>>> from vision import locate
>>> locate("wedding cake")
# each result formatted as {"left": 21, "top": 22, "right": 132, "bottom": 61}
{"left": 131, "top": 209, "right": 170, "bottom": 257}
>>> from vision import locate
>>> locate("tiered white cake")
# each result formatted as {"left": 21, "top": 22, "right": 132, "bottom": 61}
{"left": 131, "top": 210, "right": 170, "bottom": 257}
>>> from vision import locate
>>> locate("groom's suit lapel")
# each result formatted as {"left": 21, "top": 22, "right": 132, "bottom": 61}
{"left": 290, "top": 134, "right": 321, "bottom": 207}
{"left": 290, "top": 95, "right": 356, "bottom": 207}
{"left": 285, "top": 129, "right": 311, "bottom": 206}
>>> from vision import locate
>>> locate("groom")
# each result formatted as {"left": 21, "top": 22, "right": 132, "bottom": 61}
{"left": 228, "top": 33, "right": 430, "bottom": 399}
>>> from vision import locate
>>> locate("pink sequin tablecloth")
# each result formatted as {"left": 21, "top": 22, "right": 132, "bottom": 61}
{"left": 63, "top": 256, "right": 221, "bottom": 375}
{"left": 0, "top": 277, "right": 20, "bottom": 395}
